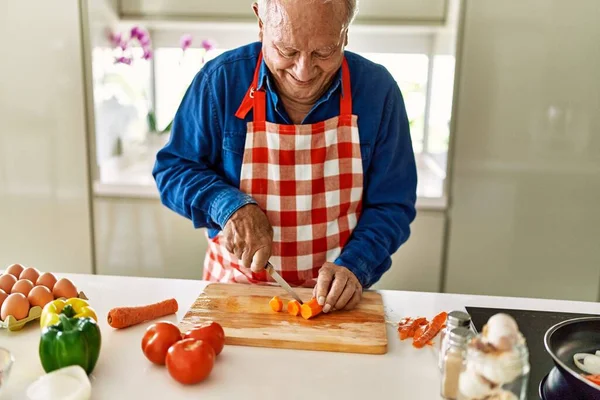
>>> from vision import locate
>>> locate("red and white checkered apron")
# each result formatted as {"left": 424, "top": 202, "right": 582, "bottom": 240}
{"left": 203, "top": 53, "right": 363, "bottom": 287}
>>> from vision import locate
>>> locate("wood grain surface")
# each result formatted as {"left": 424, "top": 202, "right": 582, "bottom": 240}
{"left": 179, "top": 283, "right": 388, "bottom": 355}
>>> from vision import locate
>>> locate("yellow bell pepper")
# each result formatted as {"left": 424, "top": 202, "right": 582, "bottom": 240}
{"left": 40, "top": 298, "right": 98, "bottom": 328}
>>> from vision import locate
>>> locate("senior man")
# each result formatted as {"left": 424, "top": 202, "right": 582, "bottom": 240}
{"left": 153, "top": 0, "right": 417, "bottom": 312}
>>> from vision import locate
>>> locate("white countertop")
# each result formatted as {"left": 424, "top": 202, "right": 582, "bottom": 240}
{"left": 3, "top": 273, "right": 598, "bottom": 399}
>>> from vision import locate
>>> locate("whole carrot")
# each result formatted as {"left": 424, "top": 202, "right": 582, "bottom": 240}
{"left": 107, "top": 298, "right": 178, "bottom": 329}
{"left": 413, "top": 311, "right": 447, "bottom": 348}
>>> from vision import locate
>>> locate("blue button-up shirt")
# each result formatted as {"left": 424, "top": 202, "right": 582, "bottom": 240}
{"left": 153, "top": 42, "right": 417, "bottom": 288}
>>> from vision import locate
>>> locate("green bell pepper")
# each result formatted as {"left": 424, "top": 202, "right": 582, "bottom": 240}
{"left": 39, "top": 306, "right": 101, "bottom": 375}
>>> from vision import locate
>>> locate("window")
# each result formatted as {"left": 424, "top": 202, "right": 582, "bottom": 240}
{"left": 359, "top": 53, "right": 429, "bottom": 153}
{"left": 154, "top": 48, "right": 226, "bottom": 130}
{"left": 90, "top": 24, "right": 457, "bottom": 201}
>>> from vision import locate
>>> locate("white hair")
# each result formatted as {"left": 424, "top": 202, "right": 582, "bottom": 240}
{"left": 256, "top": 0, "right": 358, "bottom": 29}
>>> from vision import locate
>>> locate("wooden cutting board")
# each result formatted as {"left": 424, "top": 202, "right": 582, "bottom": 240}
{"left": 179, "top": 283, "right": 387, "bottom": 355}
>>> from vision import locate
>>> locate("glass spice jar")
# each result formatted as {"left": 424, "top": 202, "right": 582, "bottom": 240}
{"left": 439, "top": 311, "right": 472, "bottom": 369}
{"left": 440, "top": 327, "right": 474, "bottom": 400}
{"left": 457, "top": 339, "right": 530, "bottom": 400}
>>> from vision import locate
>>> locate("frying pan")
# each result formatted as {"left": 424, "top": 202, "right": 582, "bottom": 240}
{"left": 544, "top": 317, "right": 600, "bottom": 400}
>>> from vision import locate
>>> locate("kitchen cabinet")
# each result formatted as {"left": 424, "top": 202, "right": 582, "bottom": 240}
{"left": 0, "top": 1, "right": 94, "bottom": 274}
{"left": 118, "top": 0, "right": 448, "bottom": 25}
{"left": 94, "top": 196, "right": 446, "bottom": 292}
{"left": 445, "top": 0, "right": 600, "bottom": 301}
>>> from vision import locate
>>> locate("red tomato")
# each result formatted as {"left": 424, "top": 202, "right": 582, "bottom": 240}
{"left": 141, "top": 321, "right": 182, "bottom": 365}
{"left": 166, "top": 338, "right": 215, "bottom": 385}
{"left": 183, "top": 321, "right": 225, "bottom": 355}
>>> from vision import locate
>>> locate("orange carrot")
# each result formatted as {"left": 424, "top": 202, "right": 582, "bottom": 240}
{"left": 287, "top": 299, "right": 301, "bottom": 316}
{"left": 414, "top": 324, "right": 427, "bottom": 339}
{"left": 413, "top": 311, "right": 447, "bottom": 348}
{"left": 107, "top": 298, "right": 178, "bottom": 329}
{"left": 269, "top": 296, "right": 283, "bottom": 312}
{"left": 399, "top": 317, "right": 428, "bottom": 340}
{"left": 300, "top": 298, "right": 323, "bottom": 320}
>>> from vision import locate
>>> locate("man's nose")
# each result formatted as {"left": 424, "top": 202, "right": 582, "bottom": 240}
{"left": 293, "top": 54, "right": 313, "bottom": 82}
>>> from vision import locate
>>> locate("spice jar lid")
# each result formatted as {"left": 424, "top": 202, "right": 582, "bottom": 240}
{"left": 448, "top": 327, "right": 474, "bottom": 346}
{"left": 447, "top": 311, "right": 471, "bottom": 327}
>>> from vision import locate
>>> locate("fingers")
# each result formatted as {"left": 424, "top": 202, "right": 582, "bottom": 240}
{"left": 343, "top": 286, "right": 362, "bottom": 311}
{"left": 323, "top": 274, "right": 348, "bottom": 313}
{"left": 334, "top": 283, "right": 355, "bottom": 311}
{"left": 221, "top": 205, "right": 274, "bottom": 272}
{"left": 315, "top": 267, "right": 334, "bottom": 307}
{"left": 251, "top": 246, "right": 271, "bottom": 273}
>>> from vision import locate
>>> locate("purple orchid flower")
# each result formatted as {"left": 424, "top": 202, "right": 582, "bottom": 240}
{"left": 139, "top": 34, "right": 151, "bottom": 48}
{"left": 180, "top": 34, "right": 193, "bottom": 51}
{"left": 114, "top": 56, "right": 132, "bottom": 65}
{"left": 130, "top": 26, "right": 143, "bottom": 40}
{"left": 142, "top": 48, "right": 153, "bottom": 60}
{"left": 201, "top": 39, "right": 215, "bottom": 51}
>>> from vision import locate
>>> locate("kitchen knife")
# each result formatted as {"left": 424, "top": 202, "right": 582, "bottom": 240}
{"left": 265, "top": 262, "right": 303, "bottom": 305}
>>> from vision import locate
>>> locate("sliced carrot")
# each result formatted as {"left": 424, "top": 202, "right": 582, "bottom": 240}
{"left": 300, "top": 298, "right": 323, "bottom": 320}
{"left": 585, "top": 374, "right": 600, "bottom": 385}
{"left": 399, "top": 317, "right": 428, "bottom": 340}
{"left": 107, "top": 298, "right": 178, "bottom": 329}
{"left": 413, "top": 323, "right": 427, "bottom": 340}
{"left": 413, "top": 311, "right": 448, "bottom": 349}
{"left": 287, "top": 299, "right": 301, "bottom": 316}
{"left": 269, "top": 296, "right": 283, "bottom": 312}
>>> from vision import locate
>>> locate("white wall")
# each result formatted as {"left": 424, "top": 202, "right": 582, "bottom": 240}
{"left": 445, "top": 0, "right": 600, "bottom": 301}
{"left": 0, "top": 2, "right": 94, "bottom": 274}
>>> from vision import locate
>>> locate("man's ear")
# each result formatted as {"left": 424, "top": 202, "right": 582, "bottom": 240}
{"left": 344, "top": 30, "right": 349, "bottom": 47}
{"left": 252, "top": 3, "right": 264, "bottom": 41}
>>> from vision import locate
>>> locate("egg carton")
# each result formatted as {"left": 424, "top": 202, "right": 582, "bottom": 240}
{"left": 0, "top": 291, "right": 88, "bottom": 332}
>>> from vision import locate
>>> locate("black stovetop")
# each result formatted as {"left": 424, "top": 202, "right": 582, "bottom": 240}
{"left": 465, "top": 306, "right": 599, "bottom": 400}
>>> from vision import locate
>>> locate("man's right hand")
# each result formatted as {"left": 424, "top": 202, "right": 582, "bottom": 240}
{"left": 223, "top": 204, "right": 273, "bottom": 273}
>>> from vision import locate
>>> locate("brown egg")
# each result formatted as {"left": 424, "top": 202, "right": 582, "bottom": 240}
{"left": 36, "top": 272, "right": 57, "bottom": 290}
{"left": 0, "top": 289, "right": 7, "bottom": 309}
{"left": 19, "top": 267, "right": 40, "bottom": 283}
{"left": 5, "top": 263, "right": 24, "bottom": 278}
{"left": 52, "top": 278, "right": 78, "bottom": 299}
{"left": 12, "top": 279, "right": 34, "bottom": 296}
{"left": 0, "top": 274, "right": 17, "bottom": 293}
{"left": 28, "top": 285, "right": 54, "bottom": 308}
{"left": 1, "top": 293, "right": 29, "bottom": 320}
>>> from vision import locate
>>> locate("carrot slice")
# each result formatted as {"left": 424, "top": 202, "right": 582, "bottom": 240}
{"left": 287, "top": 299, "right": 301, "bottom": 316}
{"left": 300, "top": 298, "right": 323, "bottom": 320}
{"left": 585, "top": 374, "right": 600, "bottom": 385}
{"left": 414, "top": 324, "right": 427, "bottom": 339}
{"left": 269, "top": 296, "right": 283, "bottom": 312}
{"left": 107, "top": 298, "right": 178, "bottom": 329}
{"left": 413, "top": 311, "right": 448, "bottom": 348}
{"left": 399, "top": 317, "right": 428, "bottom": 340}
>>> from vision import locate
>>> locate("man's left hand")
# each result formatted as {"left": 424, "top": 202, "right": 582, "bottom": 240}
{"left": 313, "top": 262, "right": 362, "bottom": 313}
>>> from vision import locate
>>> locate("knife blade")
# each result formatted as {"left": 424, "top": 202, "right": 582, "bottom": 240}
{"left": 265, "top": 262, "right": 304, "bottom": 305}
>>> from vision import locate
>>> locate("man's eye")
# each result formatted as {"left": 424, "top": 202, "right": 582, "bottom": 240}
{"left": 278, "top": 48, "right": 297, "bottom": 58}
{"left": 315, "top": 50, "right": 334, "bottom": 59}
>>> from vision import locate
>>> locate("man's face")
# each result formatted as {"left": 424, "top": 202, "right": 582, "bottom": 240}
{"left": 257, "top": 0, "right": 348, "bottom": 105}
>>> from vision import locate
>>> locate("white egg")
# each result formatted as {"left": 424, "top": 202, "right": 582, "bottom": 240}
{"left": 458, "top": 367, "right": 496, "bottom": 399}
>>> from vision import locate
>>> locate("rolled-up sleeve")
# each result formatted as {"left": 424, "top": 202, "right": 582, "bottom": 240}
{"left": 152, "top": 71, "right": 256, "bottom": 229}
{"left": 334, "top": 85, "right": 417, "bottom": 288}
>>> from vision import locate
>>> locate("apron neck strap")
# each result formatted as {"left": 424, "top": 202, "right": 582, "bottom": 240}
{"left": 235, "top": 53, "right": 353, "bottom": 122}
